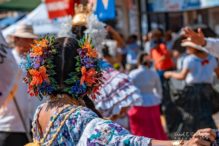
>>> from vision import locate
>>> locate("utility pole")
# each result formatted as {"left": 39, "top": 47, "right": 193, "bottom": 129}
{"left": 137, "top": 0, "right": 143, "bottom": 50}
{"left": 145, "top": 0, "right": 151, "bottom": 32}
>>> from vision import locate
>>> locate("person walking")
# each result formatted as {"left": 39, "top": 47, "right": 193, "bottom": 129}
{"left": 128, "top": 53, "right": 168, "bottom": 140}
{"left": 164, "top": 41, "right": 219, "bottom": 135}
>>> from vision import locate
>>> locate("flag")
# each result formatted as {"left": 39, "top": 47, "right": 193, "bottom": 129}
{"left": 45, "top": 0, "right": 79, "bottom": 19}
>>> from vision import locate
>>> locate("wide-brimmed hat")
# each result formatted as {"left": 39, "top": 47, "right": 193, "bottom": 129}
{"left": 10, "top": 24, "right": 38, "bottom": 39}
{"left": 181, "top": 41, "right": 204, "bottom": 50}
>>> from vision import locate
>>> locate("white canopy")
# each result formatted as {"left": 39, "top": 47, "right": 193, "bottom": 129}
{"left": 2, "top": 3, "right": 71, "bottom": 38}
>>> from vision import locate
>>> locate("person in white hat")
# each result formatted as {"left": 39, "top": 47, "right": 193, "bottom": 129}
{"left": 11, "top": 24, "right": 38, "bottom": 55}
{"left": 183, "top": 27, "right": 219, "bottom": 58}
{"left": 0, "top": 24, "right": 38, "bottom": 146}
{"left": 164, "top": 40, "right": 219, "bottom": 136}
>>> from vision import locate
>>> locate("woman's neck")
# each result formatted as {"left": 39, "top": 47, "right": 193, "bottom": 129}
{"left": 195, "top": 52, "right": 208, "bottom": 59}
{"left": 46, "top": 94, "right": 84, "bottom": 109}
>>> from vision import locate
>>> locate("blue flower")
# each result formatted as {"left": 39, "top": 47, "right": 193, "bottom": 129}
{"left": 32, "top": 56, "right": 42, "bottom": 69}
{"left": 70, "top": 81, "right": 87, "bottom": 96}
{"left": 81, "top": 56, "right": 95, "bottom": 68}
{"left": 21, "top": 55, "right": 32, "bottom": 69}
{"left": 39, "top": 82, "right": 54, "bottom": 94}
{"left": 98, "top": 60, "right": 112, "bottom": 70}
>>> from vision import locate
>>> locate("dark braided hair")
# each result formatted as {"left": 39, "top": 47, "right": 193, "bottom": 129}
{"left": 51, "top": 37, "right": 102, "bottom": 117}
{"left": 71, "top": 25, "right": 87, "bottom": 40}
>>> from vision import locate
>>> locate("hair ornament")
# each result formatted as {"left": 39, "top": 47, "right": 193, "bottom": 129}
{"left": 23, "top": 35, "right": 102, "bottom": 100}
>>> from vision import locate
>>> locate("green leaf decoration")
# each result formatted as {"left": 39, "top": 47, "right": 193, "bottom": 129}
{"left": 75, "top": 67, "right": 81, "bottom": 72}
{"left": 48, "top": 70, "right": 56, "bottom": 76}
{"left": 63, "top": 87, "right": 70, "bottom": 93}
{"left": 76, "top": 62, "right": 81, "bottom": 67}
{"left": 47, "top": 64, "right": 55, "bottom": 69}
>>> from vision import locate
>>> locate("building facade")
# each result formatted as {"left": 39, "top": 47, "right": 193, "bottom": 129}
{"left": 138, "top": 0, "right": 219, "bottom": 35}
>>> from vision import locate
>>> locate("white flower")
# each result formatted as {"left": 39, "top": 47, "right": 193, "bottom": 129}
{"left": 85, "top": 14, "right": 107, "bottom": 52}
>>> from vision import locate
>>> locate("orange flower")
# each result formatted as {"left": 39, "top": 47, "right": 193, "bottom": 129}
{"left": 33, "top": 39, "right": 48, "bottom": 48}
{"left": 82, "top": 41, "right": 97, "bottom": 58}
{"left": 87, "top": 47, "right": 97, "bottom": 58}
{"left": 82, "top": 41, "right": 92, "bottom": 50}
{"left": 38, "top": 39, "right": 48, "bottom": 48}
{"left": 80, "top": 66, "right": 97, "bottom": 86}
{"left": 30, "top": 45, "right": 43, "bottom": 57}
{"left": 29, "top": 66, "right": 49, "bottom": 86}
{"left": 30, "top": 39, "right": 48, "bottom": 57}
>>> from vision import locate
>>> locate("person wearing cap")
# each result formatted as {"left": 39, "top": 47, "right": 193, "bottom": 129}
{"left": 0, "top": 24, "right": 38, "bottom": 146}
{"left": 164, "top": 40, "right": 219, "bottom": 135}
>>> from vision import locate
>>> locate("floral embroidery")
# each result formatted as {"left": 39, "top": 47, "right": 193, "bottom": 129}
{"left": 32, "top": 106, "right": 151, "bottom": 146}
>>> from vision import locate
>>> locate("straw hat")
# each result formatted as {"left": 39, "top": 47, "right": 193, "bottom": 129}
{"left": 10, "top": 24, "right": 38, "bottom": 39}
{"left": 181, "top": 41, "right": 204, "bottom": 50}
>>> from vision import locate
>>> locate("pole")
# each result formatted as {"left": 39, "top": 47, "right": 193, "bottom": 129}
{"left": 165, "top": 12, "right": 169, "bottom": 31}
{"left": 145, "top": 0, "right": 151, "bottom": 32}
{"left": 137, "top": 0, "right": 143, "bottom": 50}
{"left": 13, "top": 97, "right": 32, "bottom": 142}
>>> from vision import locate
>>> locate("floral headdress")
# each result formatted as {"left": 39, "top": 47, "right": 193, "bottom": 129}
{"left": 23, "top": 35, "right": 103, "bottom": 100}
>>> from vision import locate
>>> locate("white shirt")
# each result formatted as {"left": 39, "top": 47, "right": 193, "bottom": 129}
{"left": 129, "top": 66, "right": 162, "bottom": 106}
{"left": 183, "top": 54, "right": 218, "bottom": 84}
{"left": 0, "top": 50, "right": 32, "bottom": 132}
{"left": 144, "top": 42, "right": 152, "bottom": 54}
{"left": 0, "top": 47, "right": 18, "bottom": 102}
{"left": 176, "top": 53, "right": 187, "bottom": 71}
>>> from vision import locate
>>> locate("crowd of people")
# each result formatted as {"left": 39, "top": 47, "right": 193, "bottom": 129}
{"left": 102, "top": 24, "right": 219, "bottom": 137}
{"left": 1, "top": 3, "right": 219, "bottom": 146}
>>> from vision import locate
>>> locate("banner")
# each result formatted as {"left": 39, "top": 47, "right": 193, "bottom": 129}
{"left": 201, "top": 0, "right": 219, "bottom": 8}
{"left": 148, "top": 0, "right": 219, "bottom": 12}
{"left": 95, "top": 0, "right": 115, "bottom": 21}
{"left": 148, "top": 0, "right": 182, "bottom": 12}
{"left": 45, "top": 0, "right": 79, "bottom": 19}
{"left": 183, "top": 0, "right": 200, "bottom": 9}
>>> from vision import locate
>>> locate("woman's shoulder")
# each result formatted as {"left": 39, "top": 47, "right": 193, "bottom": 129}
{"left": 208, "top": 54, "right": 217, "bottom": 62}
{"left": 65, "top": 106, "right": 99, "bottom": 127}
{"left": 69, "top": 106, "right": 98, "bottom": 118}
{"left": 32, "top": 103, "right": 47, "bottom": 122}
{"left": 31, "top": 103, "right": 47, "bottom": 141}
{"left": 183, "top": 54, "right": 197, "bottom": 63}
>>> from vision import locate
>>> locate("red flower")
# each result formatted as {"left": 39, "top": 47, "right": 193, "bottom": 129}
{"left": 80, "top": 66, "right": 97, "bottom": 86}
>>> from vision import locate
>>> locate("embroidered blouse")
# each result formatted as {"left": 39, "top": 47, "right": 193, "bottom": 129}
{"left": 32, "top": 104, "right": 151, "bottom": 146}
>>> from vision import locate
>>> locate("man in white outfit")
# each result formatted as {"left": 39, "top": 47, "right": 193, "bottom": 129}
{"left": 0, "top": 24, "right": 39, "bottom": 146}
